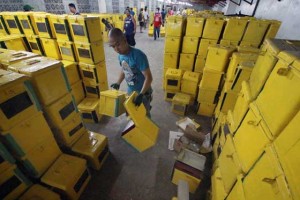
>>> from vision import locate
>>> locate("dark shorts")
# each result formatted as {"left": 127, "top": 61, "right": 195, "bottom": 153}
{"left": 139, "top": 22, "right": 144, "bottom": 26}
{"left": 125, "top": 33, "right": 136, "bottom": 46}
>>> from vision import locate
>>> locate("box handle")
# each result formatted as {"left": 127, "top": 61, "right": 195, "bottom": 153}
{"left": 26, "top": 59, "right": 41, "bottom": 65}
{"left": 247, "top": 119, "right": 260, "bottom": 126}
{"left": 277, "top": 66, "right": 291, "bottom": 76}
{"left": 12, "top": 52, "right": 27, "bottom": 58}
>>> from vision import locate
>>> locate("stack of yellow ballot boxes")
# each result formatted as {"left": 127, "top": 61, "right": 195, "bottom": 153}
{"left": 67, "top": 15, "right": 107, "bottom": 123}
{"left": 122, "top": 92, "right": 159, "bottom": 152}
{"left": 211, "top": 39, "right": 300, "bottom": 200}
{"left": 164, "top": 68, "right": 183, "bottom": 101}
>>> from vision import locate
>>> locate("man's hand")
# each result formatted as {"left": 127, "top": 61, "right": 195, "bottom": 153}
{"left": 110, "top": 83, "right": 120, "bottom": 90}
{"left": 134, "top": 93, "right": 144, "bottom": 106}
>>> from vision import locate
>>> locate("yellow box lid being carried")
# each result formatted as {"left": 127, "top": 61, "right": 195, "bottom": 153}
{"left": 7, "top": 57, "right": 62, "bottom": 76}
{"left": 72, "top": 131, "right": 107, "bottom": 157}
{"left": 78, "top": 98, "right": 99, "bottom": 112}
{"left": 100, "top": 89, "right": 127, "bottom": 98}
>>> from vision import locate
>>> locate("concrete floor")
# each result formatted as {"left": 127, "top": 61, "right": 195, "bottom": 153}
{"left": 81, "top": 29, "right": 212, "bottom": 200}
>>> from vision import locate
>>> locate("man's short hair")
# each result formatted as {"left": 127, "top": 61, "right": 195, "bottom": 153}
{"left": 108, "top": 28, "right": 125, "bottom": 41}
{"left": 68, "top": 3, "right": 76, "bottom": 9}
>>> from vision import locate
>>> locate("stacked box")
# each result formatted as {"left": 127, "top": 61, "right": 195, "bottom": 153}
{"left": 165, "top": 68, "right": 183, "bottom": 101}
{"left": 171, "top": 93, "right": 191, "bottom": 116}
{"left": 181, "top": 71, "right": 201, "bottom": 99}
{"left": 99, "top": 90, "right": 126, "bottom": 117}
{"left": 0, "top": 50, "right": 38, "bottom": 70}
{"left": 16, "top": 12, "right": 39, "bottom": 36}
{"left": 0, "top": 35, "right": 29, "bottom": 51}
{"left": 33, "top": 13, "right": 56, "bottom": 39}
{"left": 19, "top": 184, "right": 60, "bottom": 200}
{"left": 77, "top": 98, "right": 101, "bottom": 123}
{"left": 1, "top": 12, "right": 23, "bottom": 35}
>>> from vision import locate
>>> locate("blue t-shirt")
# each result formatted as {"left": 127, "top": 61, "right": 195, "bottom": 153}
{"left": 118, "top": 47, "right": 150, "bottom": 94}
{"left": 124, "top": 16, "right": 134, "bottom": 35}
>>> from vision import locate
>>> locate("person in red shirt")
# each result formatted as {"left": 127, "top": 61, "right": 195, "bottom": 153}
{"left": 152, "top": 7, "right": 163, "bottom": 40}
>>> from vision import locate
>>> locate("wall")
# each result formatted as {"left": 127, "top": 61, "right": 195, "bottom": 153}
{"left": 23, "top": 0, "right": 46, "bottom": 11}
{"left": 0, "top": 0, "right": 23, "bottom": 11}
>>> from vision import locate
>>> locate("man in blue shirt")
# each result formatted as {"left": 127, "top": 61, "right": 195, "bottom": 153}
{"left": 130, "top": 7, "right": 135, "bottom": 16}
{"left": 108, "top": 28, "right": 153, "bottom": 117}
{"left": 123, "top": 9, "right": 136, "bottom": 46}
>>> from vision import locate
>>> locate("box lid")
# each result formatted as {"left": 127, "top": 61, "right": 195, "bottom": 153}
{"left": 237, "top": 46, "right": 260, "bottom": 53}
{"left": 71, "top": 131, "right": 107, "bottom": 156}
{"left": 0, "top": 51, "right": 38, "bottom": 65}
{"left": 61, "top": 60, "right": 77, "bottom": 68}
{"left": 0, "top": 71, "right": 29, "bottom": 88}
{"left": 41, "top": 154, "right": 87, "bottom": 190}
{"left": 241, "top": 81, "right": 253, "bottom": 102}
{"left": 172, "top": 93, "right": 191, "bottom": 105}
{"left": 78, "top": 98, "right": 99, "bottom": 111}
{"left": 79, "top": 61, "right": 105, "bottom": 69}
{"left": 277, "top": 51, "right": 300, "bottom": 71}
{"left": 19, "top": 184, "right": 60, "bottom": 200}
{"left": 176, "top": 148, "right": 206, "bottom": 171}
{"left": 182, "top": 71, "right": 201, "bottom": 82}
{"left": 100, "top": 89, "right": 126, "bottom": 98}
{"left": 262, "top": 38, "right": 300, "bottom": 56}
{"left": 166, "top": 68, "right": 183, "bottom": 78}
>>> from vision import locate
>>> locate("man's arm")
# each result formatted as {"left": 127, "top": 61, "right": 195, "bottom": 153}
{"left": 140, "top": 68, "right": 153, "bottom": 94}
{"left": 117, "top": 69, "right": 125, "bottom": 85}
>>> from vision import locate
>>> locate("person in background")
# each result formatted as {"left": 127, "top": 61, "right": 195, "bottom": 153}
{"left": 123, "top": 9, "right": 136, "bottom": 47}
{"left": 143, "top": 6, "right": 149, "bottom": 29}
{"left": 23, "top": 4, "right": 33, "bottom": 12}
{"left": 130, "top": 8, "right": 135, "bottom": 16}
{"left": 182, "top": 7, "right": 187, "bottom": 16}
{"left": 161, "top": 8, "right": 166, "bottom": 23}
{"left": 109, "top": 28, "right": 153, "bottom": 117}
{"left": 69, "top": 3, "right": 80, "bottom": 15}
{"left": 168, "top": 8, "right": 174, "bottom": 16}
{"left": 138, "top": 8, "right": 145, "bottom": 33}
{"left": 176, "top": 8, "right": 181, "bottom": 15}
{"left": 152, "top": 7, "right": 163, "bottom": 40}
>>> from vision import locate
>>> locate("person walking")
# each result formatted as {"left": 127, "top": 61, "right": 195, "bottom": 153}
{"left": 123, "top": 9, "right": 136, "bottom": 46}
{"left": 161, "top": 8, "right": 166, "bottom": 23}
{"left": 108, "top": 28, "right": 153, "bottom": 117}
{"left": 152, "top": 8, "right": 163, "bottom": 40}
{"left": 68, "top": 3, "right": 80, "bottom": 15}
{"left": 143, "top": 7, "right": 149, "bottom": 29}
{"left": 138, "top": 8, "right": 145, "bottom": 33}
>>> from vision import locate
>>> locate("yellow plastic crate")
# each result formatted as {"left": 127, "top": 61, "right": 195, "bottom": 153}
{"left": 164, "top": 37, "right": 181, "bottom": 53}
{"left": 179, "top": 53, "right": 195, "bottom": 72}
{"left": 71, "top": 131, "right": 109, "bottom": 170}
{"left": 226, "top": 53, "right": 258, "bottom": 82}
{"left": 172, "top": 151, "right": 205, "bottom": 193}
{"left": 0, "top": 142, "right": 16, "bottom": 173}
{"left": 164, "top": 53, "right": 178, "bottom": 68}
{"left": 0, "top": 71, "right": 41, "bottom": 131}
{"left": 52, "top": 113, "right": 85, "bottom": 147}
{"left": 181, "top": 71, "right": 201, "bottom": 96}
{"left": 50, "top": 14, "right": 72, "bottom": 41}
{"left": 164, "top": 89, "right": 177, "bottom": 102}
{"left": 62, "top": 60, "right": 80, "bottom": 85}
{"left": 21, "top": 135, "right": 61, "bottom": 178}
{"left": 256, "top": 51, "right": 300, "bottom": 138}
{"left": 230, "top": 61, "right": 255, "bottom": 92}
{"left": 78, "top": 98, "right": 100, "bottom": 123}
{"left": 26, "top": 35, "right": 44, "bottom": 55}
{"left": 220, "top": 39, "right": 239, "bottom": 47}
{"left": 71, "top": 80, "right": 85, "bottom": 105}
{"left": 8, "top": 57, "right": 70, "bottom": 106}
{"left": 243, "top": 146, "right": 292, "bottom": 200}
{"left": 264, "top": 20, "right": 281, "bottom": 39}
{"left": 19, "top": 184, "right": 60, "bottom": 200}
{"left": 194, "top": 55, "right": 206, "bottom": 73}
{"left": 231, "top": 81, "right": 253, "bottom": 133}
{"left": 222, "top": 18, "right": 248, "bottom": 41}
{"left": 249, "top": 40, "right": 300, "bottom": 98}
{"left": 122, "top": 119, "right": 159, "bottom": 152}
{"left": 165, "top": 68, "right": 183, "bottom": 91}
{"left": 218, "top": 135, "right": 243, "bottom": 193}
{"left": 226, "top": 175, "right": 246, "bottom": 200}
{"left": 17, "top": 13, "right": 39, "bottom": 36}
{"left": 182, "top": 37, "right": 199, "bottom": 54}
{"left": 206, "top": 45, "right": 236, "bottom": 72}
{"left": 40, "top": 38, "right": 61, "bottom": 60}
{"left": 218, "top": 81, "right": 239, "bottom": 113}
{"left": 41, "top": 154, "right": 91, "bottom": 200}
{"left": 234, "top": 103, "right": 272, "bottom": 174}
{"left": 1, "top": 112, "right": 53, "bottom": 158}
{"left": 200, "top": 68, "right": 224, "bottom": 90}
{"left": 83, "top": 81, "right": 100, "bottom": 98}
{"left": 148, "top": 24, "right": 154, "bottom": 37}
{"left": 197, "top": 87, "right": 219, "bottom": 104}
{"left": 171, "top": 93, "right": 191, "bottom": 116}
{"left": 33, "top": 13, "right": 56, "bottom": 39}
{"left": 211, "top": 167, "right": 227, "bottom": 200}
{"left": 185, "top": 17, "right": 204, "bottom": 37}
{"left": 202, "top": 18, "right": 224, "bottom": 40}
{"left": 74, "top": 41, "right": 105, "bottom": 64}
{"left": 2, "top": 13, "right": 22, "bottom": 34}
{"left": 197, "top": 38, "right": 218, "bottom": 57}
{"left": 0, "top": 50, "right": 38, "bottom": 70}
{"left": 44, "top": 93, "right": 77, "bottom": 128}
{"left": 212, "top": 112, "right": 226, "bottom": 138}
{"left": 274, "top": 110, "right": 300, "bottom": 200}
{"left": 197, "top": 102, "right": 216, "bottom": 117}
{"left": 242, "top": 20, "right": 270, "bottom": 44}
{"left": 166, "top": 17, "right": 183, "bottom": 37}
{"left": 57, "top": 40, "right": 78, "bottom": 62}
{"left": 99, "top": 90, "right": 126, "bottom": 117}
{"left": 0, "top": 35, "right": 28, "bottom": 51}
{"left": 68, "top": 16, "right": 102, "bottom": 43}
{"left": 79, "top": 61, "right": 107, "bottom": 85}
{"left": 0, "top": 165, "right": 31, "bottom": 200}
